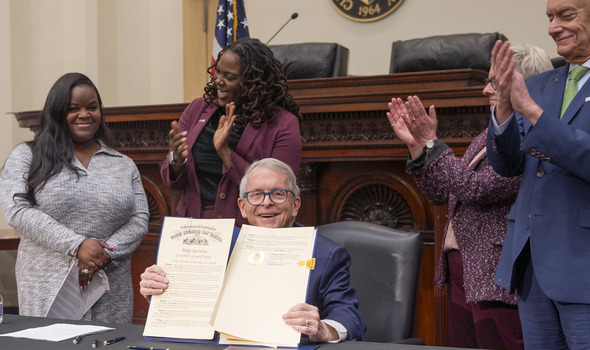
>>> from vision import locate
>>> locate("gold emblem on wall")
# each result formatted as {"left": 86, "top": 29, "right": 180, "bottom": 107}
{"left": 330, "top": 0, "right": 404, "bottom": 22}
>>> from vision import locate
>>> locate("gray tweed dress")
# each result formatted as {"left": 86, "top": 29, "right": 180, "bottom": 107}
{"left": 0, "top": 142, "right": 149, "bottom": 323}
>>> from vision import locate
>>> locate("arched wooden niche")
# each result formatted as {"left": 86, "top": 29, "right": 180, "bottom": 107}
{"left": 328, "top": 172, "right": 427, "bottom": 231}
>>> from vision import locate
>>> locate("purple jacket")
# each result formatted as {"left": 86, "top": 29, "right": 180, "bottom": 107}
{"left": 409, "top": 130, "right": 520, "bottom": 304}
{"left": 160, "top": 98, "right": 302, "bottom": 226}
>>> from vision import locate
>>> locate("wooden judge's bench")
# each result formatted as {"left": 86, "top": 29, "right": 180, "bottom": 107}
{"left": 14, "top": 69, "right": 490, "bottom": 346}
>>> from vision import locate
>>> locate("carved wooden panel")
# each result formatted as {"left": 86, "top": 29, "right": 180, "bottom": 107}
{"left": 339, "top": 183, "right": 415, "bottom": 228}
{"left": 330, "top": 173, "right": 421, "bottom": 230}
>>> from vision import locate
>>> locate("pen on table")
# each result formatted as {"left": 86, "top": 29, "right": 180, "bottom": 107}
{"left": 127, "top": 346, "right": 170, "bottom": 350}
{"left": 72, "top": 335, "right": 83, "bottom": 344}
{"left": 103, "top": 336, "right": 125, "bottom": 346}
{"left": 92, "top": 339, "right": 99, "bottom": 348}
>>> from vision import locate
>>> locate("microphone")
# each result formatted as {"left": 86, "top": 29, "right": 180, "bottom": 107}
{"left": 265, "top": 13, "right": 298, "bottom": 45}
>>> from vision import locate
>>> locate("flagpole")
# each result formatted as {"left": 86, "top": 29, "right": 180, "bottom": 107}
{"left": 202, "top": 0, "right": 207, "bottom": 32}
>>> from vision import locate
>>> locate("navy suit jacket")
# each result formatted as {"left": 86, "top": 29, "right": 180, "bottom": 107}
{"left": 487, "top": 63, "right": 590, "bottom": 303}
{"left": 230, "top": 227, "right": 366, "bottom": 341}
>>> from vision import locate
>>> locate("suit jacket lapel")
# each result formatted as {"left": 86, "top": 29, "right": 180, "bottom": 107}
{"left": 236, "top": 122, "right": 262, "bottom": 155}
{"left": 186, "top": 104, "right": 217, "bottom": 151}
{"left": 467, "top": 130, "right": 487, "bottom": 170}
{"left": 544, "top": 66, "right": 569, "bottom": 122}
{"left": 562, "top": 69, "right": 590, "bottom": 124}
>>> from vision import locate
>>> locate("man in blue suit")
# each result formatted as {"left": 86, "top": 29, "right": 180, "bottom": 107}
{"left": 140, "top": 158, "right": 366, "bottom": 343}
{"left": 487, "top": 0, "right": 590, "bottom": 348}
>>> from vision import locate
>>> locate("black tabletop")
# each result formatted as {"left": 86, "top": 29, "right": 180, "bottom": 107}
{"left": 0, "top": 314, "right": 468, "bottom": 350}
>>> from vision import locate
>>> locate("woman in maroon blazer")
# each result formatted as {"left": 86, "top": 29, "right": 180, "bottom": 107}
{"left": 386, "top": 45, "right": 553, "bottom": 350}
{"left": 161, "top": 38, "right": 302, "bottom": 226}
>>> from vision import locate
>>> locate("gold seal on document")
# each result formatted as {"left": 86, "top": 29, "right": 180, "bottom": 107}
{"left": 248, "top": 251, "right": 265, "bottom": 265}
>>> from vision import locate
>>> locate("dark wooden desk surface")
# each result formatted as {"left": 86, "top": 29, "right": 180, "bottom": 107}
{"left": 0, "top": 314, "right": 473, "bottom": 350}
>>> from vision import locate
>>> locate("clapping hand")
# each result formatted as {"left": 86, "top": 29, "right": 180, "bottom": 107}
{"left": 169, "top": 120, "right": 188, "bottom": 164}
{"left": 388, "top": 96, "right": 438, "bottom": 159}
{"left": 491, "top": 40, "right": 543, "bottom": 125}
{"left": 213, "top": 102, "right": 237, "bottom": 169}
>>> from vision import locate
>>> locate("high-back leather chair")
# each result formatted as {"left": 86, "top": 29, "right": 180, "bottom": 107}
{"left": 389, "top": 32, "right": 508, "bottom": 74}
{"left": 317, "top": 221, "right": 423, "bottom": 344}
{"left": 269, "top": 42, "right": 349, "bottom": 80}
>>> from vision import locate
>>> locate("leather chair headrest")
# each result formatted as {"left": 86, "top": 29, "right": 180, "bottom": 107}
{"left": 270, "top": 42, "right": 349, "bottom": 79}
{"left": 390, "top": 32, "right": 508, "bottom": 73}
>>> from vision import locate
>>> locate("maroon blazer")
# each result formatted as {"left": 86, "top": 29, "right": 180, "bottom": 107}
{"left": 160, "top": 98, "right": 302, "bottom": 226}
{"left": 409, "top": 130, "right": 520, "bottom": 304}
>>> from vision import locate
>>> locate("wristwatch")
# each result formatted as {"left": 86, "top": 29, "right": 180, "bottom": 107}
{"left": 169, "top": 151, "right": 187, "bottom": 166}
{"left": 424, "top": 139, "right": 436, "bottom": 153}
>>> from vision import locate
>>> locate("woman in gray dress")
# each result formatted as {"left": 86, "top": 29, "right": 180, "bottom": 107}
{"left": 0, "top": 73, "right": 149, "bottom": 323}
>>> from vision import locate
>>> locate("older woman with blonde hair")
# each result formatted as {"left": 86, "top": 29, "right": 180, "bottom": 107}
{"left": 511, "top": 44, "right": 554, "bottom": 79}
{"left": 386, "top": 45, "right": 552, "bottom": 349}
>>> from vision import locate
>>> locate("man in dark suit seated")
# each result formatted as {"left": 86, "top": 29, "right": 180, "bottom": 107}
{"left": 140, "top": 158, "right": 366, "bottom": 343}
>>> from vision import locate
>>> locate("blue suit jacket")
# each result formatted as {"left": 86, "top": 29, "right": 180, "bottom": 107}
{"left": 230, "top": 228, "right": 366, "bottom": 341}
{"left": 487, "top": 64, "right": 590, "bottom": 303}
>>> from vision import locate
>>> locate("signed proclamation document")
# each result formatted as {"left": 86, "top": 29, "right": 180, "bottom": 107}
{"left": 143, "top": 217, "right": 235, "bottom": 340}
{"left": 45, "top": 261, "right": 109, "bottom": 320}
{"left": 213, "top": 224, "right": 317, "bottom": 347}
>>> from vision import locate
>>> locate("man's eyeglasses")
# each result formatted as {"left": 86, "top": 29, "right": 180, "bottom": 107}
{"left": 244, "top": 189, "right": 295, "bottom": 206}
{"left": 484, "top": 76, "right": 497, "bottom": 90}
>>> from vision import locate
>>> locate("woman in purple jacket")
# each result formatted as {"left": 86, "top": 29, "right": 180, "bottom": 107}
{"left": 386, "top": 45, "right": 553, "bottom": 350}
{"left": 162, "top": 38, "right": 302, "bottom": 226}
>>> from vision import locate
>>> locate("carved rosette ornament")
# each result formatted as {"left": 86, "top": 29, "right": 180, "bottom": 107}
{"left": 339, "top": 184, "right": 415, "bottom": 229}
{"left": 330, "top": 0, "right": 404, "bottom": 22}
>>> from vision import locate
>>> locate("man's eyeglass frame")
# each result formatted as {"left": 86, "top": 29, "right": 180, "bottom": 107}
{"left": 243, "top": 189, "right": 295, "bottom": 206}
{"left": 484, "top": 76, "right": 497, "bottom": 90}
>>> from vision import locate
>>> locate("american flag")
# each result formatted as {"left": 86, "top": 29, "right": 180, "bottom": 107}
{"left": 211, "top": 0, "right": 249, "bottom": 70}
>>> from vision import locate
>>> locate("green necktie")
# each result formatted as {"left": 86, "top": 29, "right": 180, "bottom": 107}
{"left": 560, "top": 66, "right": 590, "bottom": 118}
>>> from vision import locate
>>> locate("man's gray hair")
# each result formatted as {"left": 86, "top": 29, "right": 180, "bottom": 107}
{"left": 239, "top": 158, "right": 300, "bottom": 198}
{"left": 512, "top": 44, "right": 554, "bottom": 79}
